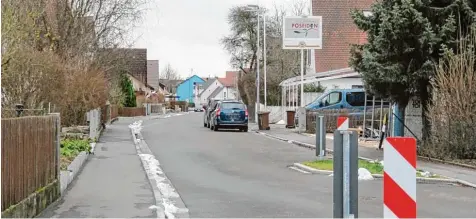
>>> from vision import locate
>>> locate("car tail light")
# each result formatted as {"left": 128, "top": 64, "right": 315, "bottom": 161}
{"left": 216, "top": 108, "right": 220, "bottom": 116}
{"left": 245, "top": 109, "right": 249, "bottom": 117}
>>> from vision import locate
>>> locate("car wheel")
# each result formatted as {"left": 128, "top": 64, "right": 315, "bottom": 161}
{"left": 243, "top": 127, "right": 248, "bottom": 132}
{"left": 213, "top": 125, "right": 219, "bottom": 131}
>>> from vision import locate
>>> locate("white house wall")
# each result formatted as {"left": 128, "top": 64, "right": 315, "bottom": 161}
{"left": 200, "top": 80, "right": 223, "bottom": 102}
{"left": 209, "top": 86, "right": 238, "bottom": 100}
{"left": 318, "top": 77, "right": 363, "bottom": 90}
{"left": 223, "top": 87, "right": 237, "bottom": 100}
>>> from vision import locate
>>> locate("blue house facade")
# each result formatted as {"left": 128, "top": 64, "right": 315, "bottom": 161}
{"left": 176, "top": 75, "right": 205, "bottom": 103}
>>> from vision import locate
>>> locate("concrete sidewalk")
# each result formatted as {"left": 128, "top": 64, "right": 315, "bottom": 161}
{"left": 38, "top": 118, "right": 156, "bottom": 218}
{"left": 252, "top": 123, "right": 476, "bottom": 186}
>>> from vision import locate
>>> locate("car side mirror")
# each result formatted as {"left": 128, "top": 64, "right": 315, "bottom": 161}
{"left": 319, "top": 102, "right": 323, "bottom": 107}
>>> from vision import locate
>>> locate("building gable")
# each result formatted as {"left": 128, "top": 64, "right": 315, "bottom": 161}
{"left": 312, "top": 0, "right": 374, "bottom": 72}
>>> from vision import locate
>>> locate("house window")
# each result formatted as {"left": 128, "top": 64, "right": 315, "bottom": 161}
{"left": 224, "top": 91, "right": 227, "bottom": 98}
{"left": 352, "top": 85, "right": 364, "bottom": 89}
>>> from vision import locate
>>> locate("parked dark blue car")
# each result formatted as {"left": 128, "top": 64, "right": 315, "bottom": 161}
{"left": 209, "top": 100, "right": 248, "bottom": 132}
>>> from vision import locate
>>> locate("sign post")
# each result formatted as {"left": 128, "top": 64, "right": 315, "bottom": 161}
{"left": 283, "top": 16, "right": 322, "bottom": 132}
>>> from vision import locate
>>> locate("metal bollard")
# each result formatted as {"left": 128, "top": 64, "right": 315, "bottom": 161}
{"left": 333, "top": 130, "right": 359, "bottom": 218}
{"left": 315, "top": 115, "right": 326, "bottom": 159}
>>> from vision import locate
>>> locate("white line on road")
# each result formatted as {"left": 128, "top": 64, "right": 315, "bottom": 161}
{"left": 288, "top": 166, "right": 311, "bottom": 174}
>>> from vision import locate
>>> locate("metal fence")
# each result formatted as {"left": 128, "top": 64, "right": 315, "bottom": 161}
{"left": 306, "top": 108, "right": 391, "bottom": 137}
{"left": 1, "top": 109, "right": 47, "bottom": 118}
{"left": 1, "top": 115, "right": 60, "bottom": 210}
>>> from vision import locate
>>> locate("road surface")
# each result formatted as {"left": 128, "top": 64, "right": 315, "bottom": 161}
{"left": 141, "top": 113, "right": 476, "bottom": 218}
{"left": 39, "top": 113, "right": 476, "bottom": 218}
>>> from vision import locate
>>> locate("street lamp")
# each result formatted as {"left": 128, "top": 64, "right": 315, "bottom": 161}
{"left": 245, "top": 4, "right": 267, "bottom": 121}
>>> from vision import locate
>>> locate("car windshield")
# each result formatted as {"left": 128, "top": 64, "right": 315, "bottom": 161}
{"left": 221, "top": 102, "right": 245, "bottom": 110}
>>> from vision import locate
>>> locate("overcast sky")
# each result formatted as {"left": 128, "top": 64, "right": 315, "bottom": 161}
{"left": 131, "top": 0, "right": 310, "bottom": 78}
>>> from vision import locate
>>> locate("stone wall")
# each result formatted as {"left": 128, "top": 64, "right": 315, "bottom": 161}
{"left": 404, "top": 97, "right": 423, "bottom": 140}
{"left": 1, "top": 180, "right": 60, "bottom": 218}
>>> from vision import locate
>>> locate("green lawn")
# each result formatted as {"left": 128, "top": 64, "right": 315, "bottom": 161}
{"left": 302, "top": 159, "right": 443, "bottom": 178}
{"left": 303, "top": 159, "right": 383, "bottom": 174}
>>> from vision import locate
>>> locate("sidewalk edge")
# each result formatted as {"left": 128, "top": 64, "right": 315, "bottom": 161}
{"left": 291, "top": 163, "right": 474, "bottom": 187}
{"left": 417, "top": 156, "right": 476, "bottom": 170}
{"left": 259, "top": 130, "right": 476, "bottom": 189}
{"left": 130, "top": 120, "right": 190, "bottom": 219}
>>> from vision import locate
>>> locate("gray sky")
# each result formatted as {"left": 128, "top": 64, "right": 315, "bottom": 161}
{"left": 132, "top": 0, "right": 309, "bottom": 78}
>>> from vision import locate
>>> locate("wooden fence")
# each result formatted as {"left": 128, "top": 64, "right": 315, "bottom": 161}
{"left": 111, "top": 105, "right": 119, "bottom": 120}
{"left": 1, "top": 116, "right": 59, "bottom": 210}
{"left": 118, "top": 107, "right": 146, "bottom": 117}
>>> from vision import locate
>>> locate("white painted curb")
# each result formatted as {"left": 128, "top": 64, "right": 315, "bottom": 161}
{"left": 129, "top": 120, "right": 190, "bottom": 219}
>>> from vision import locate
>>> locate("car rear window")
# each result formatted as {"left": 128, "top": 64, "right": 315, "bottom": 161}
{"left": 221, "top": 102, "right": 245, "bottom": 109}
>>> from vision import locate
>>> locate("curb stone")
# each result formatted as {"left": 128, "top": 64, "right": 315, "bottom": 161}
{"left": 285, "top": 129, "right": 476, "bottom": 170}
{"left": 417, "top": 156, "right": 476, "bottom": 170}
{"left": 293, "top": 163, "right": 332, "bottom": 174}
{"left": 255, "top": 130, "right": 374, "bottom": 160}
{"left": 130, "top": 121, "right": 190, "bottom": 219}
{"left": 291, "top": 163, "right": 475, "bottom": 187}
{"left": 257, "top": 131, "right": 476, "bottom": 189}
{"left": 60, "top": 142, "right": 97, "bottom": 194}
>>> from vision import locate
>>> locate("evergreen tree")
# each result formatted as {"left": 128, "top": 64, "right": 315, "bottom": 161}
{"left": 350, "top": 0, "right": 476, "bottom": 139}
{"left": 120, "top": 72, "right": 137, "bottom": 107}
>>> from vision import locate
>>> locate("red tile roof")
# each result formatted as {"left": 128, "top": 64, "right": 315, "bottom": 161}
{"left": 218, "top": 71, "right": 238, "bottom": 87}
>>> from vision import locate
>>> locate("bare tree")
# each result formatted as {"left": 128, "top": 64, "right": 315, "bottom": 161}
{"left": 160, "top": 63, "right": 182, "bottom": 80}
{"left": 1, "top": 0, "right": 148, "bottom": 124}
{"left": 221, "top": 2, "right": 311, "bottom": 107}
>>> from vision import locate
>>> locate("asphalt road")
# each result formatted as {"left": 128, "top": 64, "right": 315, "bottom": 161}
{"left": 141, "top": 112, "right": 476, "bottom": 218}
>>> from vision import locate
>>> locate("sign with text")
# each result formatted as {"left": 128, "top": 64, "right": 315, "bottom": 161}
{"left": 282, "top": 16, "right": 322, "bottom": 49}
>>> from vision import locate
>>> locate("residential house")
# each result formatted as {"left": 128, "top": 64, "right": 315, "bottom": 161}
{"left": 161, "top": 79, "right": 183, "bottom": 94}
{"left": 312, "top": 0, "right": 373, "bottom": 73}
{"left": 217, "top": 71, "right": 238, "bottom": 99}
{"left": 147, "top": 60, "right": 160, "bottom": 90}
{"left": 176, "top": 75, "right": 205, "bottom": 103}
{"left": 127, "top": 74, "right": 163, "bottom": 105}
{"left": 280, "top": 0, "right": 374, "bottom": 90}
{"left": 198, "top": 78, "right": 223, "bottom": 104}
{"left": 98, "top": 48, "right": 149, "bottom": 86}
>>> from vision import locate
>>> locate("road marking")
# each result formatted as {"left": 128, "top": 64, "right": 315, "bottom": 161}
{"left": 289, "top": 166, "right": 311, "bottom": 174}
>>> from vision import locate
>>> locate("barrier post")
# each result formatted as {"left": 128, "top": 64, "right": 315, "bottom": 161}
{"left": 384, "top": 137, "right": 417, "bottom": 218}
{"left": 337, "top": 116, "right": 349, "bottom": 130}
{"left": 315, "top": 115, "right": 326, "bottom": 159}
{"left": 333, "top": 128, "right": 359, "bottom": 218}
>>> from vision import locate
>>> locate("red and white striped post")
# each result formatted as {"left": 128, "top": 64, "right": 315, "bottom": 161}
{"left": 384, "top": 137, "right": 417, "bottom": 218}
{"left": 337, "top": 116, "right": 349, "bottom": 130}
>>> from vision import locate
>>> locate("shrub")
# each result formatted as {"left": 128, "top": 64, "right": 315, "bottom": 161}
{"left": 424, "top": 31, "right": 476, "bottom": 160}
{"left": 60, "top": 138, "right": 91, "bottom": 170}
{"left": 60, "top": 138, "right": 91, "bottom": 157}
{"left": 120, "top": 72, "right": 137, "bottom": 107}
